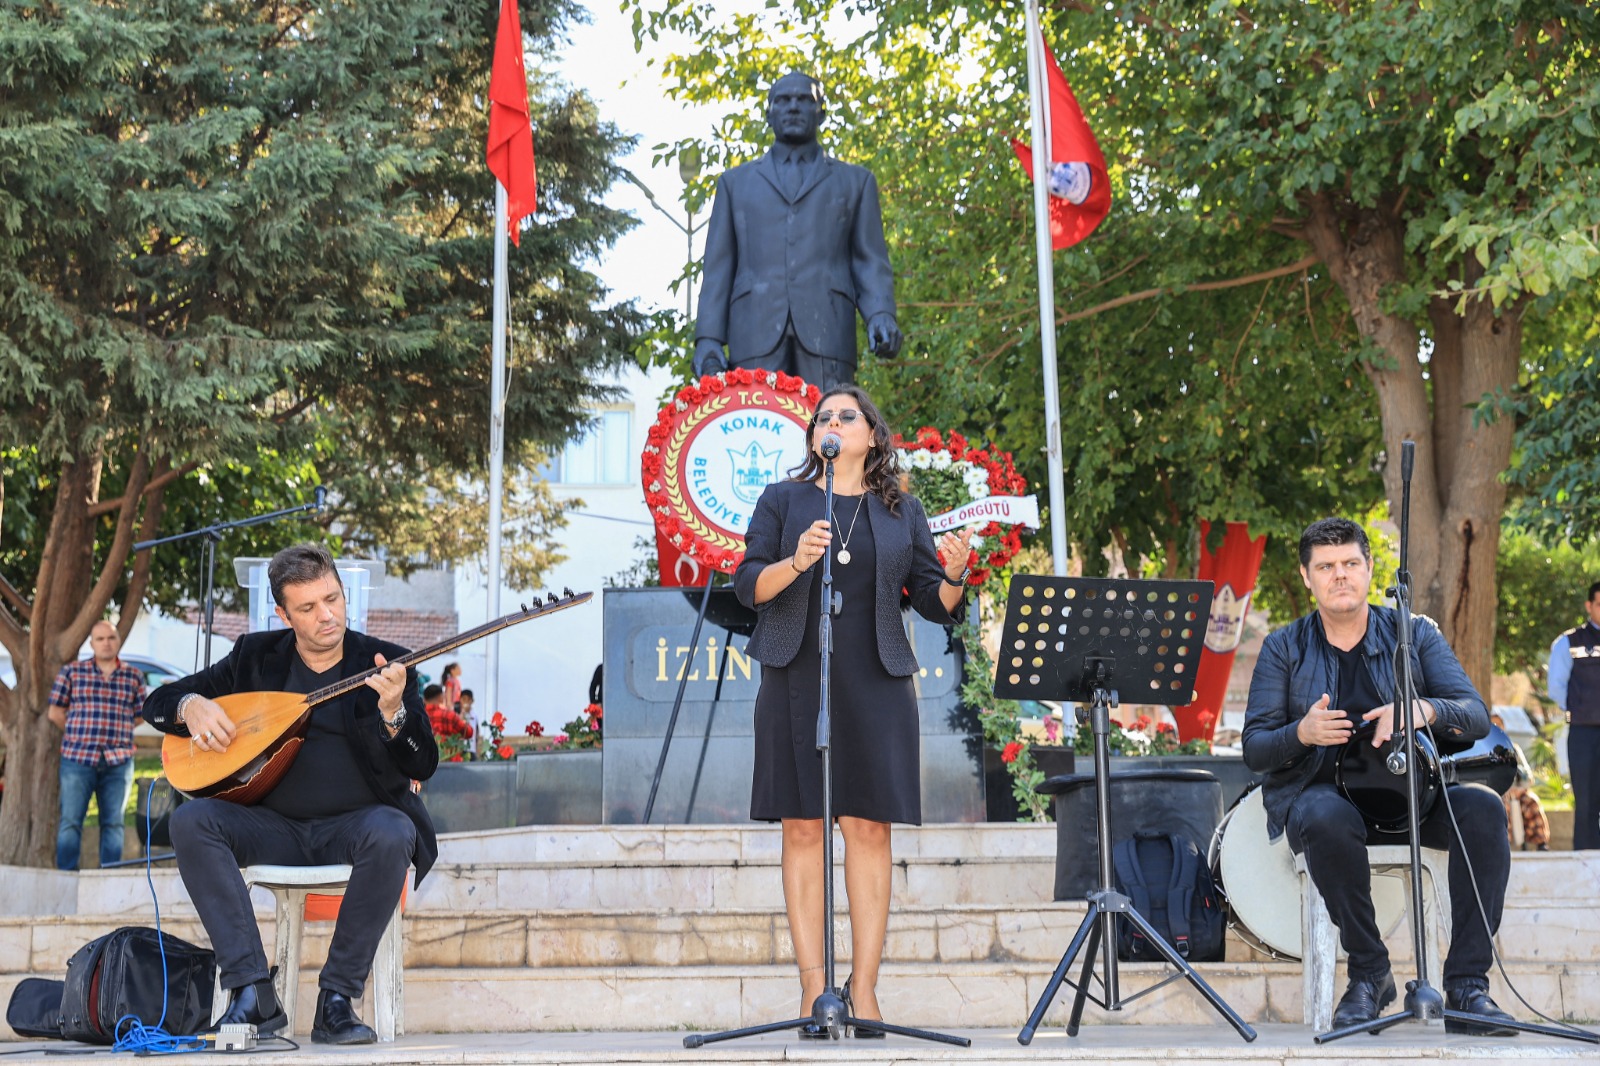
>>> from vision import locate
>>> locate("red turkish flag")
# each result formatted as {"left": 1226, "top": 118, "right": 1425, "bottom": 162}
{"left": 1011, "top": 36, "right": 1111, "bottom": 250}
{"left": 487, "top": 0, "right": 537, "bottom": 243}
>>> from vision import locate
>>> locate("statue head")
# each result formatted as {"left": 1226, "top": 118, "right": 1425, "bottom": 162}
{"left": 765, "top": 72, "right": 825, "bottom": 147}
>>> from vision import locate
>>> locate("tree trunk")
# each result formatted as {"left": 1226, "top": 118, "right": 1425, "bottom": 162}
{"left": 1298, "top": 193, "right": 1517, "bottom": 695}
{"left": 0, "top": 689, "right": 62, "bottom": 868}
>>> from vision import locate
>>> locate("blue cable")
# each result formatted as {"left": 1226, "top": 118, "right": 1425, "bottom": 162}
{"left": 109, "top": 787, "right": 207, "bottom": 1055}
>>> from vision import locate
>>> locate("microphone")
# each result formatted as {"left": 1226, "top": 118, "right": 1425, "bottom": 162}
{"left": 819, "top": 433, "right": 842, "bottom": 460}
{"left": 313, "top": 486, "right": 327, "bottom": 511}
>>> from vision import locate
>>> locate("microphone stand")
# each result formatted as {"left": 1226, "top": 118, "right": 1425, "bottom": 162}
{"left": 684, "top": 441, "right": 967, "bottom": 1049}
{"left": 134, "top": 489, "right": 326, "bottom": 669}
{"left": 1317, "top": 442, "right": 1597, "bottom": 1044}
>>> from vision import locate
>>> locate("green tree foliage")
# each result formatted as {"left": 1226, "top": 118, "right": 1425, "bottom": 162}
{"left": 629, "top": 0, "right": 1599, "bottom": 692}
{"left": 0, "top": 0, "right": 642, "bottom": 864}
{"left": 1494, "top": 530, "right": 1600, "bottom": 684}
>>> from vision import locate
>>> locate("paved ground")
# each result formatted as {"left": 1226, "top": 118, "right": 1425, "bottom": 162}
{"left": 5, "top": 1024, "right": 1598, "bottom": 1064}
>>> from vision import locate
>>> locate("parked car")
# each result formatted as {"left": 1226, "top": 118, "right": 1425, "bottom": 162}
{"left": 1, "top": 653, "right": 189, "bottom": 738}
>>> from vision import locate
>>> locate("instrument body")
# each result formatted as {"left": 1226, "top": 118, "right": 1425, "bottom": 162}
{"left": 1335, "top": 721, "right": 1518, "bottom": 835}
{"left": 160, "top": 592, "right": 591, "bottom": 801}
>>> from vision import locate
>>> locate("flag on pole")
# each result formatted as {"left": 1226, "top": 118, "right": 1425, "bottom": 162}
{"left": 1011, "top": 36, "right": 1110, "bottom": 250}
{"left": 487, "top": 0, "right": 537, "bottom": 243}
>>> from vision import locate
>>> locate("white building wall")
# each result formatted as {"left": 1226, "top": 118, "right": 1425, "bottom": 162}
{"left": 450, "top": 362, "right": 678, "bottom": 732}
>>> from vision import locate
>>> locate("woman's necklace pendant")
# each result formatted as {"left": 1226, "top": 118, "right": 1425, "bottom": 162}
{"left": 837, "top": 548, "right": 852, "bottom": 565}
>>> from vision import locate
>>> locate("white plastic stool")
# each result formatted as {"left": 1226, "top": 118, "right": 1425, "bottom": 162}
{"left": 1298, "top": 846, "right": 1450, "bottom": 1029}
{"left": 210, "top": 864, "right": 404, "bottom": 1041}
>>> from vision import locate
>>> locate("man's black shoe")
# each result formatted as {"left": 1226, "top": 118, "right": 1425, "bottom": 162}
{"left": 311, "top": 989, "right": 377, "bottom": 1045}
{"left": 1331, "top": 972, "right": 1396, "bottom": 1029}
{"left": 1445, "top": 986, "right": 1519, "bottom": 1037}
{"left": 212, "top": 978, "right": 286, "bottom": 1036}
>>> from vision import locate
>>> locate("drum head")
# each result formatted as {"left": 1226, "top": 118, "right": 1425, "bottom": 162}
{"left": 1212, "top": 785, "right": 1408, "bottom": 959}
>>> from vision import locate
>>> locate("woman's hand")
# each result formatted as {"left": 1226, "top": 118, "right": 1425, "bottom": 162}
{"left": 938, "top": 527, "right": 976, "bottom": 581}
{"left": 791, "top": 519, "right": 832, "bottom": 572}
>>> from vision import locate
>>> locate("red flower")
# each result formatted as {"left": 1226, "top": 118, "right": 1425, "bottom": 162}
{"left": 707, "top": 376, "right": 726, "bottom": 392}
{"left": 587, "top": 704, "right": 603, "bottom": 720}
{"left": 491, "top": 711, "right": 506, "bottom": 729}
{"left": 1197, "top": 710, "right": 1216, "bottom": 728}
{"left": 1001, "top": 741, "right": 1024, "bottom": 764}
{"left": 804, "top": 384, "right": 820, "bottom": 402}
{"left": 1156, "top": 722, "right": 1175, "bottom": 735}
{"left": 497, "top": 744, "right": 514, "bottom": 759}
{"left": 448, "top": 754, "right": 463, "bottom": 762}
{"left": 1134, "top": 715, "right": 1152, "bottom": 731}
{"left": 525, "top": 721, "right": 544, "bottom": 736}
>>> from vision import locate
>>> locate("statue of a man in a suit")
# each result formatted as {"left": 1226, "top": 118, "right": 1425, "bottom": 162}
{"left": 691, "top": 72, "right": 902, "bottom": 385}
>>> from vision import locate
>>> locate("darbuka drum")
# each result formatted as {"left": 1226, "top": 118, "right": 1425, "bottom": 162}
{"left": 1209, "top": 785, "right": 1408, "bottom": 959}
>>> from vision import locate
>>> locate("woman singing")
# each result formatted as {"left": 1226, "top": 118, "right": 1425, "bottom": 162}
{"left": 733, "top": 384, "right": 974, "bottom": 1037}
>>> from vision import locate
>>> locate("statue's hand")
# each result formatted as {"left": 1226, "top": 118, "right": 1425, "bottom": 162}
{"left": 867, "top": 314, "right": 903, "bottom": 358}
{"left": 692, "top": 339, "right": 728, "bottom": 379}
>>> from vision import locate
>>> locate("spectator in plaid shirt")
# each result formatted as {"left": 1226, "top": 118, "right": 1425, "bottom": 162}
{"left": 424, "top": 684, "right": 472, "bottom": 740}
{"left": 48, "top": 621, "right": 146, "bottom": 869}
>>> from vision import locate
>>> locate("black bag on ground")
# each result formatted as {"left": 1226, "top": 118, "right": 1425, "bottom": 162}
{"left": 1112, "top": 831, "right": 1225, "bottom": 962}
{"left": 55, "top": 926, "right": 215, "bottom": 1043}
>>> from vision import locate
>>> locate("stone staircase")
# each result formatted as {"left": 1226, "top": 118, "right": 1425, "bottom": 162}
{"left": 3, "top": 824, "right": 1597, "bottom": 1038}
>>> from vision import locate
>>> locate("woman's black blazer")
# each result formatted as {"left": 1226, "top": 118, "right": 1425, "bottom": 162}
{"left": 733, "top": 479, "right": 962, "bottom": 675}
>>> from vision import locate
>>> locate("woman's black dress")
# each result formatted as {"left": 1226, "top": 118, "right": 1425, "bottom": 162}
{"left": 750, "top": 490, "right": 922, "bottom": 824}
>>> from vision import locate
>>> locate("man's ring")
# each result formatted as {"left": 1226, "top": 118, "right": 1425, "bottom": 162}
{"left": 204, "top": 731, "right": 214, "bottom": 740}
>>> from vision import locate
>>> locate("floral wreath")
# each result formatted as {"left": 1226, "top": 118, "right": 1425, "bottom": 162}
{"left": 893, "top": 427, "right": 1028, "bottom": 587}
{"left": 641, "top": 369, "right": 820, "bottom": 574}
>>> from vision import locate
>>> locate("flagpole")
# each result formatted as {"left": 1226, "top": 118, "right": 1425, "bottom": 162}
{"left": 1024, "top": 0, "right": 1069, "bottom": 577}
{"left": 486, "top": 180, "right": 508, "bottom": 730}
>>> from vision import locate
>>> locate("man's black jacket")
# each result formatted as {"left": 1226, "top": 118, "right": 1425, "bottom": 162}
{"left": 1242, "top": 603, "right": 1488, "bottom": 841}
{"left": 143, "top": 628, "right": 439, "bottom": 884}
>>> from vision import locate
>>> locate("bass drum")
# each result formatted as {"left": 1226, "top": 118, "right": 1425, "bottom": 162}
{"left": 1209, "top": 785, "right": 1408, "bottom": 960}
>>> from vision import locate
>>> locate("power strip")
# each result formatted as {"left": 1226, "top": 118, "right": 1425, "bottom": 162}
{"left": 216, "top": 1023, "right": 258, "bottom": 1051}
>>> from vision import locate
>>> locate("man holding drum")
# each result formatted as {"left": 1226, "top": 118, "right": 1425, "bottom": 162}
{"left": 1242, "top": 517, "right": 1515, "bottom": 1034}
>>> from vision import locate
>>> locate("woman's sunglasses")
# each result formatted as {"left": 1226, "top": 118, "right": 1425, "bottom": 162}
{"left": 815, "top": 409, "right": 865, "bottom": 426}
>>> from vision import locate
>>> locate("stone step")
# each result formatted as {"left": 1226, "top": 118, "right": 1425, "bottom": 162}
{"left": 6, "top": 885, "right": 1592, "bottom": 977}
{"left": 8, "top": 842, "right": 1588, "bottom": 922}
{"left": 5, "top": 959, "right": 1591, "bottom": 1041}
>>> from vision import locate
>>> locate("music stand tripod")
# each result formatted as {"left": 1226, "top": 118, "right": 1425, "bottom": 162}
{"left": 1316, "top": 441, "right": 1598, "bottom": 1046}
{"left": 1007, "top": 575, "right": 1257, "bottom": 1045}
{"left": 683, "top": 442, "right": 969, "bottom": 1050}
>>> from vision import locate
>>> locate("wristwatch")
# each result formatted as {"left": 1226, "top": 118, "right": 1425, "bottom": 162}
{"left": 943, "top": 566, "right": 971, "bottom": 587}
{"left": 381, "top": 706, "right": 407, "bottom": 733}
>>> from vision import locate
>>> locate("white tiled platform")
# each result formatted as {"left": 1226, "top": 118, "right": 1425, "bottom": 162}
{"left": 0, "top": 1025, "right": 1596, "bottom": 1065}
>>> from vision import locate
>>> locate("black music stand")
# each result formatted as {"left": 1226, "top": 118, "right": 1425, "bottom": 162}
{"left": 1006, "top": 576, "right": 1257, "bottom": 1044}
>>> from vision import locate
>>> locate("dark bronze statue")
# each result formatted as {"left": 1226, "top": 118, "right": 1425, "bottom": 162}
{"left": 692, "top": 72, "right": 902, "bottom": 386}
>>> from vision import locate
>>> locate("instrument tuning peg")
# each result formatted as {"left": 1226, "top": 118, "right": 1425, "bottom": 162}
{"left": 546, "top": 591, "right": 559, "bottom": 604}
{"left": 562, "top": 587, "right": 575, "bottom": 599}
{"left": 520, "top": 602, "right": 529, "bottom": 613}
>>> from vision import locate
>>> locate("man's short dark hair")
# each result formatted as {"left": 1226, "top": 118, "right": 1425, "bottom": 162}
{"left": 459, "top": 689, "right": 474, "bottom": 700}
{"left": 268, "top": 543, "right": 338, "bottom": 608}
{"left": 423, "top": 684, "right": 444, "bottom": 701}
{"left": 1298, "top": 517, "right": 1371, "bottom": 568}
{"left": 1589, "top": 580, "right": 1600, "bottom": 602}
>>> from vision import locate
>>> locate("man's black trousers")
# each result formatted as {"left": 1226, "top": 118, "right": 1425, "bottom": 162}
{"left": 1286, "top": 781, "right": 1509, "bottom": 990}
{"left": 170, "top": 800, "right": 414, "bottom": 998}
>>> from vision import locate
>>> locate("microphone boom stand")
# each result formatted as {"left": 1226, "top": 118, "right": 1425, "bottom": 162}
{"left": 684, "top": 443, "right": 969, "bottom": 1049}
{"left": 134, "top": 491, "right": 325, "bottom": 669}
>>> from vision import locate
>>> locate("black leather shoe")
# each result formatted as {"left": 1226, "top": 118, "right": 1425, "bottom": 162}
{"left": 311, "top": 989, "right": 376, "bottom": 1045}
{"left": 1445, "top": 985, "right": 1519, "bottom": 1037}
{"left": 212, "top": 978, "right": 286, "bottom": 1036}
{"left": 1332, "top": 971, "right": 1396, "bottom": 1029}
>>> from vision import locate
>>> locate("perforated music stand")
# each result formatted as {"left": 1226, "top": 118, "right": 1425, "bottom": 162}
{"left": 1003, "top": 575, "right": 1257, "bottom": 1044}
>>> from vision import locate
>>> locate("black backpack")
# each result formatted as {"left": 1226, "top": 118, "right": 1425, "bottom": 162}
{"left": 1112, "top": 831, "right": 1225, "bottom": 963}
{"left": 6, "top": 927, "right": 217, "bottom": 1044}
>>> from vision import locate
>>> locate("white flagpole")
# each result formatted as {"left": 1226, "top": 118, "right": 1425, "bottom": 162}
{"left": 1024, "top": 0, "right": 1069, "bottom": 576}
{"left": 486, "top": 180, "right": 509, "bottom": 728}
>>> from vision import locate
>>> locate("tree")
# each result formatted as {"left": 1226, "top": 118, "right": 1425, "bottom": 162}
{"left": 0, "top": 0, "right": 643, "bottom": 865}
{"left": 629, "top": 0, "right": 1600, "bottom": 688}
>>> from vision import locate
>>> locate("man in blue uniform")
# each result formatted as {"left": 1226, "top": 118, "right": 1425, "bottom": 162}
{"left": 1548, "top": 580, "right": 1600, "bottom": 850}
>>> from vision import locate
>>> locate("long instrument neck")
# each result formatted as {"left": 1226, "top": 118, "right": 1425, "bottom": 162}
{"left": 297, "top": 593, "right": 590, "bottom": 709}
